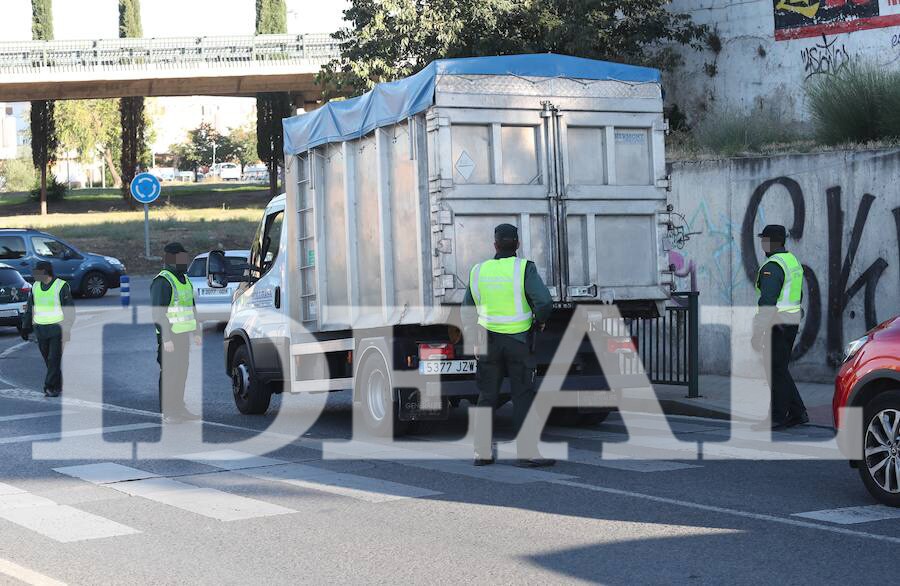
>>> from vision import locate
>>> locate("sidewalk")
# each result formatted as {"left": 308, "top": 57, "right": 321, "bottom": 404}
{"left": 651, "top": 375, "right": 835, "bottom": 428}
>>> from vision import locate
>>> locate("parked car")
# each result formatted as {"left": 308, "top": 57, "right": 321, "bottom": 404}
{"left": 0, "top": 263, "right": 30, "bottom": 332}
{"left": 212, "top": 163, "right": 241, "bottom": 181}
{"left": 187, "top": 250, "right": 249, "bottom": 322}
{"left": 0, "top": 229, "right": 126, "bottom": 298}
{"left": 834, "top": 316, "right": 900, "bottom": 507}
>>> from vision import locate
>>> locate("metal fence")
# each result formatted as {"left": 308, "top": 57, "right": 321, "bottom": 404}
{"left": 0, "top": 34, "right": 341, "bottom": 75}
{"left": 602, "top": 292, "right": 700, "bottom": 398}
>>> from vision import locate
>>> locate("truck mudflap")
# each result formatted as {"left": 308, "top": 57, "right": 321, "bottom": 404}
{"left": 397, "top": 388, "right": 450, "bottom": 422}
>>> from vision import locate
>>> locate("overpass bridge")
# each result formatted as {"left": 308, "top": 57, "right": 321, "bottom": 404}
{"left": 0, "top": 34, "right": 340, "bottom": 103}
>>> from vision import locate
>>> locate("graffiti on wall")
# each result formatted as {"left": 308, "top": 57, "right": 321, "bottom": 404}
{"left": 775, "top": 0, "right": 900, "bottom": 41}
{"left": 740, "top": 177, "right": 899, "bottom": 366}
{"left": 800, "top": 35, "right": 851, "bottom": 78}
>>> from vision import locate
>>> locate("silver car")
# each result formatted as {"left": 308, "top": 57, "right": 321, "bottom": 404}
{"left": 186, "top": 250, "right": 249, "bottom": 323}
{"left": 0, "top": 263, "right": 30, "bottom": 332}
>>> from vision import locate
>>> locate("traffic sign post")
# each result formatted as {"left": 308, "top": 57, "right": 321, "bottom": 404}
{"left": 130, "top": 173, "right": 161, "bottom": 260}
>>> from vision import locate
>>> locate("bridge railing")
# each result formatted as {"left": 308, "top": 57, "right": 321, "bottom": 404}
{"left": 0, "top": 34, "right": 341, "bottom": 74}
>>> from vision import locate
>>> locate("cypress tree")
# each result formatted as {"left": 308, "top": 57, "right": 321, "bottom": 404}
{"left": 30, "top": 0, "right": 57, "bottom": 215}
{"left": 255, "top": 0, "right": 291, "bottom": 198}
{"left": 119, "top": 0, "right": 145, "bottom": 204}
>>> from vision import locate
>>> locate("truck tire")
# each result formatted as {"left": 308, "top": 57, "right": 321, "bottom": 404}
{"left": 231, "top": 344, "right": 272, "bottom": 415}
{"left": 355, "top": 350, "right": 409, "bottom": 437}
{"left": 858, "top": 390, "right": 900, "bottom": 507}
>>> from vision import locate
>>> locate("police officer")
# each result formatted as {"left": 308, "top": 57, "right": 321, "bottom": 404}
{"left": 151, "top": 242, "right": 201, "bottom": 423}
{"left": 751, "top": 224, "right": 809, "bottom": 430}
{"left": 20, "top": 261, "right": 74, "bottom": 397}
{"left": 463, "top": 224, "right": 553, "bottom": 467}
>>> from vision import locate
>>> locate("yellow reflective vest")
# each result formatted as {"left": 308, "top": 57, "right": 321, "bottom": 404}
{"left": 157, "top": 270, "right": 197, "bottom": 334}
{"left": 32, "top": 279, "right": 65, "bottom": 325}
{"left": 468, "top": 257, "right": 533, "bottom": 335}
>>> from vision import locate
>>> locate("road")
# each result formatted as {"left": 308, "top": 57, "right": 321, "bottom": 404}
{"left": 0, "top": 281, "right": 897, "bottom": 585}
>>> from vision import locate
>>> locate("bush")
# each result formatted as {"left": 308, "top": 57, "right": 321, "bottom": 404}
{"left": 805, "top": 61, "right": 900, "bottom": 145}
{"left": 691, "top": 108, "right": 800, "bottom": 157}
{"left": 0, "top": 158, "right": 36, "bottom": 192}
{"left": 29, "top": 174, "right": 68, "bottom": 202}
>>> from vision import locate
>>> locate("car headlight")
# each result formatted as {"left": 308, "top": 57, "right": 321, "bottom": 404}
{"left": 104, "top": 256, "right": 124, "bottom": 268}
{"left": 843, "top": 336, "right": 868, "bottom": 363}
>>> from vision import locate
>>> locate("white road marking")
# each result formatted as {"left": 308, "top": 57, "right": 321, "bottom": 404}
{"left": 55, "top": 463, "right": 295, "bottom": 522}
{"left": 180, "top": 450, "right": 441, "bottom": 503}
{"left": 0, "top": 423, "right": 160, "bottom": 445}
{"left": 566, "top": 447, "right": 701, "bottom": 473}
{"left": 0, "top": 411, "right": 69, "bottom": 423}
{"left": 793, "top": 505, "right": 900, "bottom": 525}
{"left": 0, "top": 341, "right": 31, "bottom": 359}
{"left": 551, "top": 479, "right": 900, "bottom": 545}
{"left": 0, "top": 483, "right": 139, "bottom": 543}
{"left": 0, "top": 557, "right": 67, "bottom": 586}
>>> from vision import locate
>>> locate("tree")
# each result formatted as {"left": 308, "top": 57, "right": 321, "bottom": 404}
{"left": 255, "top": 0, "right": 292, "bottom": 198}
{"left": 230, "top": 124, "right": 259, "bottom": 172}
{"left": 55, "top": 99, "right": 122, "bottom": 187}
{"left": 30, "top": 0, "right": 56, "bottom": 215}
{"left": 170, "top": 123, "right": 238, "bottom": 173}
{"left": 320, "top": 0, "right": 707, "bottom": 96}
{"left": 119, "top": 0, "right": 145, "bottom": 204}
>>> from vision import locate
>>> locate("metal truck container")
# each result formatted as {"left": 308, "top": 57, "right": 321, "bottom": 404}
{"left": 282, "top": 54, "right": 672, "bottom": 334}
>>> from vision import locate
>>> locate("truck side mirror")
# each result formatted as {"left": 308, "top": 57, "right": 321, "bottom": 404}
{"left": 207, "top": 250, "right": 228, "bottom": 289}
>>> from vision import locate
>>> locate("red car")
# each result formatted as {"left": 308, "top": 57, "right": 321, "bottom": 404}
{"left": 834, "top": 316, "right": 900, "bottom": 506}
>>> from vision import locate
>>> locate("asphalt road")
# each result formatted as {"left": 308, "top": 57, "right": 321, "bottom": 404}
{"left": 0, "top": 282, "right": 897, "bottom": 585}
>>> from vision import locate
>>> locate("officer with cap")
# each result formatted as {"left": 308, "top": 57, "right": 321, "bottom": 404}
{"left": 151, "top": 242, "right": 201, "bottom": 422}
{"left": 20, "top": 261, "right": 74, "bottom": 397}
{"left": 751, "top": 224, "right": 808, "bottom": 430}
{"left": 462, "top": 223, "right": 554, "bottom": 467}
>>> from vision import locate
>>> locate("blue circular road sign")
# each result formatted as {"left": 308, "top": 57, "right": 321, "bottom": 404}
{"left": 130, "top": 172, "right": 161, "bottom": 204}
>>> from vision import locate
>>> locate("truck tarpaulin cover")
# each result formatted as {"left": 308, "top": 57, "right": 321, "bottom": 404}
{"left": 282, "top": 53, "right": 661, "bottom": 155}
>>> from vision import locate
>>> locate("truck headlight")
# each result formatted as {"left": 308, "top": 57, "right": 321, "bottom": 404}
{"left": 843, "top": 336, "right": 868, "bottom": 363}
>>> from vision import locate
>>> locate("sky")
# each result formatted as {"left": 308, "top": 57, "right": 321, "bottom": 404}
{"left": 0, "top": 0, "right": 348, "bottom": 154}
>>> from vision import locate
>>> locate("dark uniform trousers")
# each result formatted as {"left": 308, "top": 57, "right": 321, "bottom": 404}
{"left": 36, "top": 325, "right": 64, "bottom": 392}
{"left": 474, "top": 331, "right": 538, "bottom": 458}
{"left": 157, "top": 332, "right": 190, "bottom": 415}
{"left": 765, "top": 323, "right": 806, "bottom": 422}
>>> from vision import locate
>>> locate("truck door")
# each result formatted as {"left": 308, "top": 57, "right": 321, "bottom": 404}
{"left": 431, "top": 108, "right": 562, "bottom": 301}
{"left": 545, "top": 104, "right": 670, "bottom": 305}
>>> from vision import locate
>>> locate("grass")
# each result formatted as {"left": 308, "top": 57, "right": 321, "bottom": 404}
{"left": 806, "top": 61, "right": 900, "bottom": 145}
{"left": 683, "top": 108, "right": 803, "bottom": 158}
{"left": 0, "top": 183, "right": 272, "bottom": 275}
{"left": 0, "top": 181, "right": 267, "bottom": 207}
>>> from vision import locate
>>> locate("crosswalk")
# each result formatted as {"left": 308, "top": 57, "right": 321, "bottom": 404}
{"left": 0, "top": 408, "right": 895, "bottom": 545}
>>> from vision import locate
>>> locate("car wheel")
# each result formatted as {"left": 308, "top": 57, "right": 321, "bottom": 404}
{"left": 231, "top": 343, "right": 271, "bottom": 415}
{"left": 858, "top": 390, "right": 900, "bottom": 507}
{"left": 355, "top": 349, "right": 409, "bottom": 437}
{"left": 81, "top": 271, "right": 108, "bottom": 298}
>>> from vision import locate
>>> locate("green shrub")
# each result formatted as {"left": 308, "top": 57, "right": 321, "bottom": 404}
{"left": 0, "top": 158, "right": 36, "bottom": 192}
{"left": 692, "top": 108, "right": 799, "bottom": 156}
{"left": 805, "top": 61, "right": 900, "bottom": 145}
{"left": 29, "top": 174, "right": 68, "bottom": 202}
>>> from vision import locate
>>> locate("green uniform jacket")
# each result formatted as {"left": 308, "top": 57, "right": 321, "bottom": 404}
{"left": 21, "top": 280, "right": 75, "bottom": 340}
{"left": 150, "top": 265, "right": 198, "bottom": 343}
{"left": 462, "top": 251, "right": 553, "bottom": 344}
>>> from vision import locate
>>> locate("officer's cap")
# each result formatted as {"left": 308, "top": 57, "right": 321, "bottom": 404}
{"left": 164, "top": 242, "right": 188, "bottom": 255}
{"left": 757, "top": 224, "right": 787, "bottom": 241}
{"left": 494, "top": 223, "right": 519, "bottom": 243}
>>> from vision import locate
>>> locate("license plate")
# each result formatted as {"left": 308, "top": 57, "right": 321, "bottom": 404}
{"left": 0, "top": 309, "right": 17, "bottom": 318}
{"left": 199, "top": 288, "right": 230, "bottom": 296}
{"left": 418, "top": 359, "right": 477, "bottom": 375}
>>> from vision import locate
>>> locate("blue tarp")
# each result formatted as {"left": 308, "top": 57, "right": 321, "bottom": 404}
{"left": 283, "top": 53, "right": 661, "bottom": 155}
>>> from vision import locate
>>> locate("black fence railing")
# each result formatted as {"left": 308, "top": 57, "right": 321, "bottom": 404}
{"left": 601, "top": 292, "right": 700, "bottom": 398}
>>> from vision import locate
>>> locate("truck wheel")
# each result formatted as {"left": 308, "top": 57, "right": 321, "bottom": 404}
{"left": 858, "top": 390, "right": 900, "bottom": 507}
{"left": 355, "top": 350, "right": 409, "bottom": 437}
{"left": 81, "top": 271, "right": 108, "bottom": 298}
{"left": 231, "top": 344, "right": 271, "bottom": 415}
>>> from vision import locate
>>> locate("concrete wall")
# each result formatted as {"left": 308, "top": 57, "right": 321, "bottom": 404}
{"left": 666, "top": 0, "right": 900, "bottom": 124}
{"left": 668, "top": 148, "right": 900, "bottom": 382}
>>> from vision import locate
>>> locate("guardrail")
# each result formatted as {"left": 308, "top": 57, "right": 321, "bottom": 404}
{"left": 0, "top": 33, "right": 341, "bottom": 75}
{"left": 602, "top": 292, "right": 700, "bottom": 398}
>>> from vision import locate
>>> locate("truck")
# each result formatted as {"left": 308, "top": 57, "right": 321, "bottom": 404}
{"left": 207, "top": 54, "right": 676, "bottom": 435}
